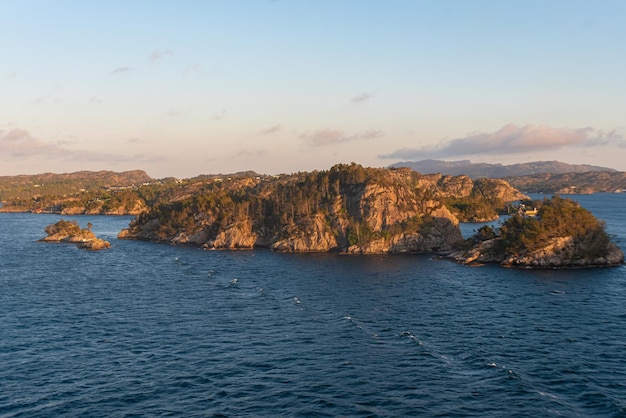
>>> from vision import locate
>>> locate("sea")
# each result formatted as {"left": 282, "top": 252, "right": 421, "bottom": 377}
{"left": 1, "top": 193, "right": 625, "bottom": 417}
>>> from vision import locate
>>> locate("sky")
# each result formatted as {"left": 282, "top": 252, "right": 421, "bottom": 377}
{"left": 1, "top": 0, "right": 625, "bottom": 178}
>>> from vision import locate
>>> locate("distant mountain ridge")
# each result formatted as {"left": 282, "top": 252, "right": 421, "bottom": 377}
{"left": 505, "top": 171, "right": 626, "bottom": 194}
{"left": 0, "top": 170, "right": 154, "bottom": 201}
{"left": 390, "top": 159, "right": 615, "bottom": 179}
{"left": 0, "top": 170, "right": 153, "bottom": 186}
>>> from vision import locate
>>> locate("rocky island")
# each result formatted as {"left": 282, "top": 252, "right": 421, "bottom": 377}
{"left": 39, "top": 219, "right": 111, "bottom": 251}
{"left": 449, "top": 196, "right": 624, "bottom": 268}
{"left": 118, "top": 164, "right": 526, "bottom": 254}
{"left": 13, "top": 164, "right": 622, "bottom": 267}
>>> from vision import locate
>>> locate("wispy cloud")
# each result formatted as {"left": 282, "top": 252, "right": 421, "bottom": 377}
{"left": 150, "top": 49, "right": 174, "bottom": 62}
{"left": 111, "top": 66, "right": 132, "bottom": 75}
{"left": 0, "top": 128, "right": 150, "bottom": 164}
{"left": 33, "top": 95, "right": 59, "bottom": 105}
{"left": 350, "top": 92, "right": 374, "bottom": 104}
{"left": 212, "top": 109, "right": 227, "bottom": 121}
{"left": 0, "top": 128, "right": 65, "bottom": 157}
{"left": 88, "top": 97, "right": 102, "bottom": 104}
{"left": 259, "top": 124, "right": 282, "bottom": 135}
{"left": 167, "top": 108, "right": 192, "bottom": 117}
{"left": 301, "top": 129, "right": 383, "bottom": 147}
{"left": 380, "top": 124, "right": 626, "bottom": 160}
{"left": 234, "top": 148, "right": 267, "bottom": 158}
{"left": 184, "top": 64, "right": 201, "bottom": 75}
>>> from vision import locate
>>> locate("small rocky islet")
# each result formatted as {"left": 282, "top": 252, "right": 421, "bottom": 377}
{"left": 39, "top": 219, "right": 111, "bottom": 251}
{"left": 447, "top": 196, "right": 624, "bottom": 268}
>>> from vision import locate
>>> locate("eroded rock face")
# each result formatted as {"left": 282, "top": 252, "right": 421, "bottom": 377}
{"left": 205, "top": 221, "right": 257, "bottom": 249}
{"left": 270, "top": 214, "right": 338, "bottom": 252}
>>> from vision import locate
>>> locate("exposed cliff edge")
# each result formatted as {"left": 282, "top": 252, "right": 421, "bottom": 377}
{"left": 447, "top": 196, "right": 624, "bottom": 268}
{"left": 118, "top": 164, "right": 525, "bottom": 254}
{"left": 39, "top": 219, "right": 111, "bottom": 251}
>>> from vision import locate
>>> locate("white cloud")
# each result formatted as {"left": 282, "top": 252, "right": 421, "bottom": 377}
{"left": 0, "top": 128, "right": 154, "bottom": 165}
{"left": 381, "top": 124, "right": 626, "bottom": 160}
{"left": 0, "top": 128, "right": 65, "bottom": 157}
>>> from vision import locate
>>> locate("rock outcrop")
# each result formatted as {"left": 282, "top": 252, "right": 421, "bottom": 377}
{"left": 77, "top": 238, "right": 112, "bottom": 251}
{"left": 118, "top": 164, "right": 524, "bottom": 254}
{"left": 39, "top": 219, "right": 111, "bottom": 251}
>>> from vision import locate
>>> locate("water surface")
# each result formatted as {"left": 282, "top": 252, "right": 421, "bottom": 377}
{"left": 1, "top": 195, "right": 625, "bottom": 416}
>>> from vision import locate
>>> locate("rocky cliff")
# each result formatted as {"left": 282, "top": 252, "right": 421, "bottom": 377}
{"left": 119, "top": 164, "right": 525, "bottom": 254}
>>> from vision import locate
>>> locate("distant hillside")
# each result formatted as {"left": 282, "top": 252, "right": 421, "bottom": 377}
{"left": 0, "top": 170, "right": 154, "bottom": 201}
{"left": 390, "top": 159, "right": 615, "bottom": 179}
{"left": 505, "top": 171, "right": 626, "bottom": 194}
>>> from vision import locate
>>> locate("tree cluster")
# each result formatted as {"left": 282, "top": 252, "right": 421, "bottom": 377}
{"left": 469, "top": 196, "right": 613, "bottom": 260}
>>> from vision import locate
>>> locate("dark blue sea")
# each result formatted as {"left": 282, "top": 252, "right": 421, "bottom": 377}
{"left": 1, "top": 194, "right": 625, "bottom": 417}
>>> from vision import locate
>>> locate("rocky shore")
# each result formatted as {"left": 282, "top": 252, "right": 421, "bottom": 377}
{"left": 447, "top": 236, "right": 624, "bottom": 268}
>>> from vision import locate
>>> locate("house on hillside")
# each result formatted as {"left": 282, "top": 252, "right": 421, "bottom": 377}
{"left": 518, "top": 203, "right": 538, "bottom": 217}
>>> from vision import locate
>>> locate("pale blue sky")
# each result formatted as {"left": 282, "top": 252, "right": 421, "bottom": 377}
{"left": 1, "top": 0, "right": 625, "bottom": 177}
